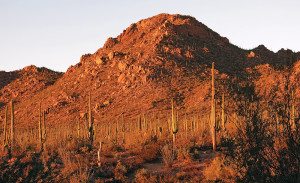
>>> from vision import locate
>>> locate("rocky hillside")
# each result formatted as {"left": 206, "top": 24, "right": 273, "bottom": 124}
{"left": 0, "top": 13, "right": 300, "bottom": 128}
{"left": 0, "top": 66, "right": 62, "bottom": 108}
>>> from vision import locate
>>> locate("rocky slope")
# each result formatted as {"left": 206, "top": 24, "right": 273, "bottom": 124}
{"left": 0, "top": 13, "right": 299, "bottom": 128}
{"left": 0, "top": 66, "right": 62, "bottom": 108}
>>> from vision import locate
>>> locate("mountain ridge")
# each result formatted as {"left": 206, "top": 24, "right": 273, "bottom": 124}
{"left": 1, "top": 13, "right": 300, "bottom": 128}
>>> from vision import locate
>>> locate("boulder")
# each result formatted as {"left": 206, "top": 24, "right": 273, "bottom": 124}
{"left": 118, "top": 62, "right": 128, "bottom": 71}
{"left": 108, "top": 52, "right": 115, "bottom": 60}
{"left": 247, "top": 51, "right": 256, "bottom": 58}
{"left": 95, "top": 56, "right": 105, "bottom": 65}
{"left": 100, "top": 100, "right": 112, "bottom": 108}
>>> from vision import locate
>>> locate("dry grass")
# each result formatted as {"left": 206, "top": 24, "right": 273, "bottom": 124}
{"left": 203, "top": 155, "right": 237, "bottom": 182}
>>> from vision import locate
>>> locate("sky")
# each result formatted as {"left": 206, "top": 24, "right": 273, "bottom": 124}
{"left": 0, "top": 0, "right": 300, "bottom": 72}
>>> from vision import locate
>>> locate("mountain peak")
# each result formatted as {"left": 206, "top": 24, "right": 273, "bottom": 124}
{"left": 96, "top": 13, "right": 228, "bottom": 55}
{"left": 253, "top": 45, "right": 272, "bottom": 52}
{"left": 83, "top": 13, "right": 233, "bottom": 77}
{"left": 3, "top": 13, "right": 300, "bottom": 127}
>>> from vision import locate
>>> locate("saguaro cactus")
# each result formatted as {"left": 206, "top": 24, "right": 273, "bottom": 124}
{"left": 211, "top": 62, "right": 217, "bottom": 151}
{"left": 155, "top": 120, "right": 158, "bottom": 136}
{"left": 184, "top": 113, "right": 188, "bottom": 139}
{"left": 171, "top": 99, "right": 178, "bottom": 146}
{"left": 39, "top": 103, "right": 44, "bottom": 150}
{"left": 167, "top": 118, "right": 171, "bottom": 133}
{"left": 138, "top": 115, "right": 142, "bottom": 131}
{"left": 3, "top": 106, "right": 8, "bottom": 149}
{"left": 88, "top": 92, "right": 94, "bottom": 145}
{"left": 43, "top": 110, "right": 46, "bottom": 143}
{"left": 121, "top": 114, "right": 126, "bottom": 144}
{"left": 143, "top": 114, "right": 147, "bottom": 131}
{"left": 10, "top": 100, "right": 15, "bottom": 151}
{"left": 221, "top": 93, "right": 226, "bottom": 131}
{"left": 115, "top": 121, "right": 119, "bottom": 144}
{"left": 107, "top": 122, "right": 111, "bottom": 140}
{"left": 193, "top": 116, "right": 196, "bottom": 133}
{"left": 97, "top": 141, "right": 103, "bottom": 167}
{"left": 82, "top": 113, "right": 88, "bottom": 138}
{"left": 290, "top": 90, "right": 296, "bottom": 130}
{"left": 77, "top": 118, "right": 80, "bottom": 138}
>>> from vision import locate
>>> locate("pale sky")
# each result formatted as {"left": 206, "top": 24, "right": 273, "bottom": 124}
{"left": 0, "top": 0, "right": 299, "bottom": 72}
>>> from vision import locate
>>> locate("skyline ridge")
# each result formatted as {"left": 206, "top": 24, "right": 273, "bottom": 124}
{"left": 1, "top": 0, "right": 300, "bottom": 72}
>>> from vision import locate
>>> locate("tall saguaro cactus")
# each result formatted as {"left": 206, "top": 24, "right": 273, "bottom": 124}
{"left": 138, "top": 115, "right": 142, "bottom": 131}
{"left": 107, "top": 122, "right": 111, "bottom": 140}
{"left": 39, "top": 103, "right": 44, "bottom": 151}
{"left": 10, "top": 100, "right": 15, "bottom": 151}
{"left": 97, "top": 141, "right": 103, "bottom": 167}
{"left": 290, "top": 90, "right": 296, "bottom": 130}
{"left": 88, "top": 92, "right": 94, "bottom": 145}
{"left": 77, "top": 118, "right": 80, "bottom": 138}
{"left": 43, "top": 110, "right": 46, "bottom": 144}
{"left": 221, "top": 93, "right": 226, "bottom": 131}
{"left": 171, "top": 99, "right": 178, "bottom": 147}
{"left": 3, "top": 106, "right": 8, "bottom": 149}
{"left": 121, "top": 113, "right": 126, "bottom": 144}
{"left": 184, "top": 113, "right": 188, "bottom": 139}
{"left": 115, "top": 120, "right": 119, "bottom": 143}
{"left": 211, "top": 62, "right": 217, "bottom": 151}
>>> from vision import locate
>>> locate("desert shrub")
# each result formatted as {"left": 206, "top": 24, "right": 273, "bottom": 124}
{"left": 0, "top": 152, "right": 43, "bottom": 182}
{"left": 92, "top": 163, "right": 115, "bottom": 179}
{"left": 107, "top": 141, "right": 125, "bottom": 153}
{"left": 0, "top": 150, "right": 63, "bottom": 182}
{"left": 114, "top": 160, "right": 127, "bottom": 181}
{"left": 189, "top": 145, "right": 211, "bottom": 160}
{"left": 76, "top": 138, "right": 93, "bottom": 153}
{"left": 139, "top": 137, "right": 161, "bottom": 162}
{"left": 69, "top": 167, "right": 95, "bottom": 183}
{"left": 177, "top": 147, "right": 192, "bottom": 162}
{"left": 134, "top": 168, "right": 157, "bottom": 183}
{"left": 41, "top": 151, "right": 64, "bottom": 181}
{"left": 227, "top": 104, "right": 276, "bottom": 182}
{"left": 227, "top": 97, "right": 300, "bottom": 182}
{"left": 57, "top": 143, "right": 93, "bottom": 182}
{"left": 161, "top": 144, "right": 175, "bottom": 167}
{"left": 175, "top": 171, "right": 191, "bottom": 181}
{"left": 203, "top": 155, "right": 237, "bottom": 182}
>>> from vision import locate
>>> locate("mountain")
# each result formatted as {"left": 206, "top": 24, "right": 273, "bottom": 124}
{"left": 0, "top": 13, "right": 299, "bottom": 128}
{"left": 0, "top": 66, "right": 62, "bottom": 108}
